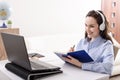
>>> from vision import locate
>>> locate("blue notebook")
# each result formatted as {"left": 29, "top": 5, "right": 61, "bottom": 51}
{"left": 55, "top": 50, "right": 94, "bottom": 63}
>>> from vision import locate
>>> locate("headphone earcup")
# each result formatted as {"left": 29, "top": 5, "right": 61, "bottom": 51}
{"left": 99, "top": 23, "right": 105, "bottom": 31}
{"left": 96, "top": 11, "right": 105, "bottom": 31}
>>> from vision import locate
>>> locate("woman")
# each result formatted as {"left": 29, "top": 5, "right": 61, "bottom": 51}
{"left": 63, "top": 10, "right": 114, "bottom": 75}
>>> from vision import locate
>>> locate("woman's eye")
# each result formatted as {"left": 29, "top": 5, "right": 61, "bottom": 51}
{"left": 90, "top": 25, "right": 94, "bottom": 28}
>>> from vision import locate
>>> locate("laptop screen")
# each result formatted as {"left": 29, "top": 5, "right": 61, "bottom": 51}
{"left": 1, "top": 33, "right": 32, "bottom": 70}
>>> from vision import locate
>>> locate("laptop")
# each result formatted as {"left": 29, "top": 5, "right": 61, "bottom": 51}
{"left": 1, "top": 33, "right": 61, "bottom": 72}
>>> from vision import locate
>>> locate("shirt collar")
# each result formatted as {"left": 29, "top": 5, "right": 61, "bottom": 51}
{"left": 88, "top": 36, "right": 104, "bottom": 48}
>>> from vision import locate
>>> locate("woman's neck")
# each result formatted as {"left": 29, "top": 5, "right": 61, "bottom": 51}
{"left": 90, "top": 35, "right": 100, "bottom": 42}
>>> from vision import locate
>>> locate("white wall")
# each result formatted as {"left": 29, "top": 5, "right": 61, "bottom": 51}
{"left": 1, "top": 0, "right": 101, "bottom": 37}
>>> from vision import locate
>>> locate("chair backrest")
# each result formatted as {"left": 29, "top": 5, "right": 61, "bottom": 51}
{"left": 114, "top": 48, "right": 120, "bottom": 65}
{"left": 108, "top": 32, "right": 120, "bottom": 59}
{"left": 113, "top": 45, "right": 119, "bottom": 59}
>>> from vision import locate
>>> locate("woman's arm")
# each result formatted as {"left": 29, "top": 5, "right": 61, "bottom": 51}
{"left": 82, "top": 43, "right": 114, "bottom": 75}
{"left": 63, "top": 56, "right": 82, "bottom": 68}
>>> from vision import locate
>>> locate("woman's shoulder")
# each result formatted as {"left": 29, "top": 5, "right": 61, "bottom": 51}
{"left": 103, "top": 39, "right": 113, "bottom": 47}
{"left": 104, "top": 40, "right": 113, "bottom": 44}
{"left": 79, "top": 38, "right": 87, "bottom": 43}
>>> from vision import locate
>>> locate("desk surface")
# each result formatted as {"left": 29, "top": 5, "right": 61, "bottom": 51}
{"left": 0, "top": 52, "right": 110, "bottom": 80}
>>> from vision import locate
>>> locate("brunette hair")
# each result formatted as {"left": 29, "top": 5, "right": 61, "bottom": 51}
{"left": 85, "top": 10, "right": 112, "bottom": 42}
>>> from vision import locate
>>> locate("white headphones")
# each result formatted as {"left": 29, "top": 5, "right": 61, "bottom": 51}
{"left": 96, "top": 11, "right": 105, "bottom": 31}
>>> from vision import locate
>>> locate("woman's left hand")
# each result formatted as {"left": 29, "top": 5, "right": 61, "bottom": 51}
{"left": 62, "top": 56, "right": 82, "bottom": 68}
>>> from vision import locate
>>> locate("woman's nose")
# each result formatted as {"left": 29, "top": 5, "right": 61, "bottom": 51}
{"left": 86, "top": 26, "right": 90, "bottom": 31}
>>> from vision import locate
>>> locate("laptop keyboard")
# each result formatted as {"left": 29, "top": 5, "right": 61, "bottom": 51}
{"left": 30, "top": 59, "right": 60, "bottom": 71}
{"left": 30, "top": 61, "right": 48, "bottom": 69}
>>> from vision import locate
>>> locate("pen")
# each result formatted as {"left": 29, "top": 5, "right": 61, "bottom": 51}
{"left": 31, "top": 53, "right": 37, "bottom": 57}
{"left": 72, "top": 45, "right": 75, "bottom": 48}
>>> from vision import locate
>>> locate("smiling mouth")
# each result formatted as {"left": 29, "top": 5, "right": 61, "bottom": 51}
{"left": 87, "top": 32, "right": 93, "bottom": 35}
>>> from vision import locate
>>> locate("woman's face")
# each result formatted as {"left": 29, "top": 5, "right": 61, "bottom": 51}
{"left": 85, "top": 16, "right": 100, "bottom": 40}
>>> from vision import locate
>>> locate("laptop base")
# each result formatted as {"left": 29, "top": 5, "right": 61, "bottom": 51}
{"left": 5, "top": 63, "right": 63, "bottom": 80}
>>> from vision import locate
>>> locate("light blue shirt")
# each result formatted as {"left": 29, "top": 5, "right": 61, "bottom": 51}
{"left": 75, "top": 36, "right": 114, "bottom": 75}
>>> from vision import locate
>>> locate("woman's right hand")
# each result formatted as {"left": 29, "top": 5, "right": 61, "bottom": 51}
{"left": 68, "top": 45, "right": 75, "bottom": 52}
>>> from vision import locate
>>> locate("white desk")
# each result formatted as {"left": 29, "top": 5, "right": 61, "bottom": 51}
{"left": 0, "top": 52, "right": 110, "bottom": 80}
